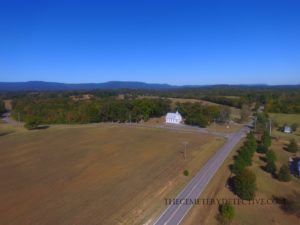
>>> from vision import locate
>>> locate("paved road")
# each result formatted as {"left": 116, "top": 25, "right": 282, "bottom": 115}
{"left": 152, "top": 124, "right": 251, "bottom": 225}
{"left": 1, "top": 112, "right": 20, "bottom": 125}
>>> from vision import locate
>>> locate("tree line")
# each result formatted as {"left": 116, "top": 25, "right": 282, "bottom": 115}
{"left": 264, "top": 97, "right": 300, "bottom": 114}
{"left": 230, "top": 132, "right": 257, "bottom": 200}
{"left": 201, "top": 96, "right": 243, "bottom": 108}
{"left": 177, "top": 102, "right": 231, "bottom": 127}
{"left": 3, "top": 84, "right": 300, "bottom": 114}
{"left": 12, "top": 97, "right": 171, "bottom": 126}
{"left": 0, "top": 100, "right": 5, "bottom": 115}
{"left": 12, "top": 94, "right": 235, "bottom": 129}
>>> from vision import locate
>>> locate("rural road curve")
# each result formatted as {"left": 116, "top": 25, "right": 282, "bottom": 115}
{"left": 1, "top": 112, "right": 20, "bottom": 125}
{"left": 152, "top": 123, "right": 251, "bottom": 225}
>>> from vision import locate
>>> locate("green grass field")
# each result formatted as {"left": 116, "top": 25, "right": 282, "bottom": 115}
{"left": 270, "top": 112, "right": 300, "bottom": 143}
{"left": 0, "top": 123, "right": 224, "bottom": 225}
{"left": 270, "top": 113, "right": 300, "bottom": 126}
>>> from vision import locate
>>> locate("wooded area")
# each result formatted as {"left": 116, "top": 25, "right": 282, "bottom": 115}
{"left": 12, "top": 96, "right": 171, "bottom": 124}
{"left": 1, "top": 85, "right": 299, "bottom": 128}
{"left": 11, "top": 93, "right": 233, "bottom": 128}
{"left": 0, "top": 100, "right": 5, "bottom": 115}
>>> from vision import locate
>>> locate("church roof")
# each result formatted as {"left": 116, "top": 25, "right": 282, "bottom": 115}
{"left": 166, "top": 111, "right": 182, "bottom": 120}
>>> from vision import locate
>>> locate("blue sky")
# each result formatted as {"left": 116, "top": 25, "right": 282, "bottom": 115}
{"left": 0, "top": 0, "right": 299, "bottom": 85}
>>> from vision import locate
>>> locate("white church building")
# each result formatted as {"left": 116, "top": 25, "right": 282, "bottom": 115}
{"left": 165, "top": 111, "right": 183, "bottom": 124}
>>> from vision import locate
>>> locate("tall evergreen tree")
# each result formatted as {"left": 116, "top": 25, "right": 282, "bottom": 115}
{"left": 261, "top": 130, "right": 272, "bottom": 148}
{"left": 278, "top": 164, "right": 291, "bottom": 182}
{"left": 287, "top": 138, "right": 298, "bottom": 153}
{"left": 233, "top": 169, "right": 257, "bottom": 200}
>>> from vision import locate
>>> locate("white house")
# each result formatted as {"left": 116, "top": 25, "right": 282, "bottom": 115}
{"left": 283, "top": 125, "right": 292, "bottom": 133}
{"left": 165, "top": 111, "right": 182, "bottom": 124}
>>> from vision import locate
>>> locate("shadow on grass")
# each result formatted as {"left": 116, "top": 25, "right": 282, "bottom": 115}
{"left": 35, "top": 125, "right": 50, "bottom": 130}
{"left": 273, "top": 192, "right": 300, "bottom": 218}
{"left": 259, "top": 156, "right": 267, "bottom": 162}
{"left": 282, "top": 143, "right": 297, "bottom": 153}
{"left": 0, "top": 131, "right": 14, "bottom": 137}
{"left": 283, "top": 144, "right": 289, "bottom": 152}
{"left": 226, "top": 176, "right": 235, "bottom": 193}
{"left": 259, "top": 165, "right": 277, "bottom": 178}
{"left": 28, "top": 125, "right": 50, "bottom": 130}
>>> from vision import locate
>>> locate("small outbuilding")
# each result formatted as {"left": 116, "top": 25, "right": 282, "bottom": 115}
{"left": 283, "top": 125, "right": 292, "bottom": 133}
{"left": 165, "top": 111, "right": 182, "bottom": 124}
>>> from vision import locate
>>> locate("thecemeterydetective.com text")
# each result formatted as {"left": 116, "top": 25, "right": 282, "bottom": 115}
{"left": 165, "top": 198, "right": 286, "bottom": 206}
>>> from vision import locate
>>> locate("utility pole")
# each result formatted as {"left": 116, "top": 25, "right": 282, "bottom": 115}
{"left": 182, "top": 141, "right": 189, "bottom": 161}
{"left": 253, "top": 116, "right": 257, "bottom": 131}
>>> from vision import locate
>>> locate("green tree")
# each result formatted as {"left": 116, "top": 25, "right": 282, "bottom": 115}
{"left": 255, "top": 112, "right": 269, "bottom": 132}
{"left": 233, "top": 169, "right": 257, "bottom": 200}
{"left": 218, "top": 106, "right": 232, "bottom": 123}
{"left": 266, "top": 150, "right": 277, "bottom": 163}
{"left": 24, "top": 117, "right": 41, "bottom": 130}
{"left": 291, "top": 123, "right": 298, "bottom": 132}
{"left": 245, "top": 132, "right": 257, "bottom": 152}
{"left": 218, "top": 202, "right": 235, "bottom": 224}
{"left": 261, "top": 130, "right": 272, "bottom": 147}
{"left": 231, "top": 157, "right": 247, "bottom": 175}
{"left": 178, "top": 102, "right": 213, "bottom": 127}
{"left": 238, "top": 147, "right": 253, "bottom": 166}
{"left": 278, "top": 164, "right": 291, "bottom": 182}
{"left": 264, "top": 150, "right": 277, "bottom": 174}
{"left": 257, "top": 144, "right": 268, "bottom": 154}
{"left": 193, "top": 114, "right": 209, "bottom": 127}
{"left": 12, "top": 96, "right": 171, "bottom": 125}
{"left": 287, "top": 138, "right": 298, "bottom": 153}
{"left": 265, "top": 161, "right": 277, "bottom": 174}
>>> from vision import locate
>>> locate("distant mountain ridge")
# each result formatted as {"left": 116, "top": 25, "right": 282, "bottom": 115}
{"left": 0, "top": 81, "right": 299, "bottom": 91}
{"left": 0, "top": 81, "right": 175, "bottom": 91}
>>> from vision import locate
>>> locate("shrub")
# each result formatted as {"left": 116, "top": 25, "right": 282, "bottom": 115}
{"left": 278, "top": 165, "right": 291, "bottom": 182}
{"left": 287, "top": 138, "right": 298, "bottom": 153}
{"left": 24, "top": 117, "right": 41, "bottom": 130}
{"left": 183, "top": 170, "right": 189, "bottom": 176}
{"left": 218, "top": 202, "right": 235, "bottom": 224}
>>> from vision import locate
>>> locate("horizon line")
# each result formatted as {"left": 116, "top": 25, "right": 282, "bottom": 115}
{"left": 1, "top": 80, "right": 300, "bottom": 86}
